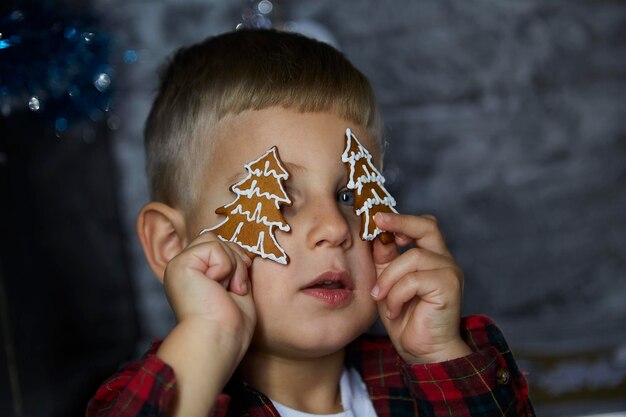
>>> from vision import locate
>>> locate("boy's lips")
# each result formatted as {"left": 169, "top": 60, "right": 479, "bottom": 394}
{"left": 300, "top": 271, "right": 354, "bottom": 306}
{"left": 301, "top": 271, "right": 355, "bottom": 291}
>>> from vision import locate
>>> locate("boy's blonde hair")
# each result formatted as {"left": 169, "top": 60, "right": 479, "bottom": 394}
{"left": 145, "top": 29, "right": 382, "bottom": 211}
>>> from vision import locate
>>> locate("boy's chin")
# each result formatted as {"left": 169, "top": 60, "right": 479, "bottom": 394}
{"left": 253, "top": 314, "right": 378, "bottom": 360}
{"left": 258, "top": 338, "right": 356, "bottom": 361}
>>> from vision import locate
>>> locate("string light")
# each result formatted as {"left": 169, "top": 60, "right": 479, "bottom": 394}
{"left": 237, "top": 0, "right": 274, "bottom": 30}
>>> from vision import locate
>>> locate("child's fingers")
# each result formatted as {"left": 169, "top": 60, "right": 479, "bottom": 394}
{"left": 197, "top": 230, "right": 253, "bottom": 267}
{"left": 383, "top": 267, "right": 463, "bottom": 319}
{"left": 371, "top": 248, "right": 454, "bottom": 300}
{"left": 227, "top": 251, "right": 250, "bottom": 296}
{"left": 372, "top": 236, "right": 399, "bottom": 266}
{"left": 193, "top": 241, "right": 237, "bottom": 282}
{"left": 217, "top": 240, "right": 251, "bottom": 295}
{"left": 164, "top": 241, "right": 230, "bottom": 296}
{"left": 168, "top": 236, "right": 239, "bottom": 290}
{"left": 393, "top": 234, "right": 414, "bottom": 247}
{"left": 374, "top": 212, "right": 450, "bottom": 257}
{"left": 193, "top": 230, "right": 252, "bottom": 279}
{"left": 225, "top": 242, "right": 253, "bottom": 268}
{"left": 191, "top": 228, "right": 224, "bottom": 246}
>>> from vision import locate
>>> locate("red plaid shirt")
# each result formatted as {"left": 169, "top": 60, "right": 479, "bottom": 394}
{"left": 86, "top": 315, "right": 534, "bottom": 416}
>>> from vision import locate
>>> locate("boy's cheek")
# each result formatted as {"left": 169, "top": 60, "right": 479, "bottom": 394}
{"left": 355, "top": 238, "right": 375, "bottom": 258}
{"left": 355, "top": 243, "right": 378, "bottom": 287}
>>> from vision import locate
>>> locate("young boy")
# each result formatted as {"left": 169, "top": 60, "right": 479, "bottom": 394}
{"left": 87, "top": 29, "right": 534, "bottom": 417}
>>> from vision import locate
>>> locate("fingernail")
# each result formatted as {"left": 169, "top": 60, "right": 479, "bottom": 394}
{"left": 240, "top": 281, "right": 248, "bottom": 293}
{"left": 370, "top": 285, "right": 380, "bottom": 298}
{"left": 375, "top": 212, "right": 388, "bottom": 223}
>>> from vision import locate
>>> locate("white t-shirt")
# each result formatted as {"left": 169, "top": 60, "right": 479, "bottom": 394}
{"left": 271, "top": 368, "right": 378, "bottom": 417}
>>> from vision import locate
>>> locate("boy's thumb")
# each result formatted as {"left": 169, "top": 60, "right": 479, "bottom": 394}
{"left": 372, "top": 235, "right": 398, "bottom": 266}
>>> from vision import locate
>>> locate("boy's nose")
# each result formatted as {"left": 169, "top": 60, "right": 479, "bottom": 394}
{"left": 306, "top": 200, "right": 353, "bottom": 250}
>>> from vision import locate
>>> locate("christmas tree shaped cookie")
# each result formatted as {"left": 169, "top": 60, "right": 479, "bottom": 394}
{"left": 341, "top": 128, "right": 397, "bottom": 243}
{"left": 203, "top": 146, "right": 292, "bottom": 264}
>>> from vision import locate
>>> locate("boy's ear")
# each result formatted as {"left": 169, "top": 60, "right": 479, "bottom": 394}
{"left": 136, "top": 202, "right": 188, "bottom": 283}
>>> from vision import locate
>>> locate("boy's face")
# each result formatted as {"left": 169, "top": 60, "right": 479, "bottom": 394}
{"left": 187, "top": 107, "right": 379, "bottom": 358}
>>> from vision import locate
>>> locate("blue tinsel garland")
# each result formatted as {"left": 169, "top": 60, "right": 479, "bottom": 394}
{"left": 0, "top": 1, "right": 114, "bottom": 136}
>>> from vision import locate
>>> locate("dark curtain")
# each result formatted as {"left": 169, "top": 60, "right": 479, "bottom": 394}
{"left": 0, "top": 112, "right": 138, "bottom": 417}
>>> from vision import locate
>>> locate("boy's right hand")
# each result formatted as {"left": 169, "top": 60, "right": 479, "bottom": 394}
{"left": 164, "top": 231, "right": 256, "bottom": 344}
{"left": 157, "top": 232, "right": 256, "bottom": 417}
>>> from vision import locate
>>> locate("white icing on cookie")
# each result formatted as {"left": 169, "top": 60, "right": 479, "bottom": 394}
{"left": 201, "top": 146, "right": 292, "bottom": 264}
{"left": 341, "top": 128, "right": 397, "bottom": 241}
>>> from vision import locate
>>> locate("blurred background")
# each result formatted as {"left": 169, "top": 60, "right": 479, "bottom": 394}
{"left": 1, "top": 0, "right": 625, "bottom": 416}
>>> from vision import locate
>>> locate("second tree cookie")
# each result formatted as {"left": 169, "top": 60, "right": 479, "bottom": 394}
{"left": 341, "top": 128, "right": 397, "bottom": 243}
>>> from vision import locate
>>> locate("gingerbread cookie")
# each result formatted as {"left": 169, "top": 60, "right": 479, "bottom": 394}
{"left": 202, "top": 146, "right": 292, "bottom": 264}
{"left": 341, "top": 128, "right": 397, "bottom": 243}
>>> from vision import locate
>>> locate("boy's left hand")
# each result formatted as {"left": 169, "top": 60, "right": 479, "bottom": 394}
{"left": 371, "top": 212, "right": 472, "bottom": 364}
